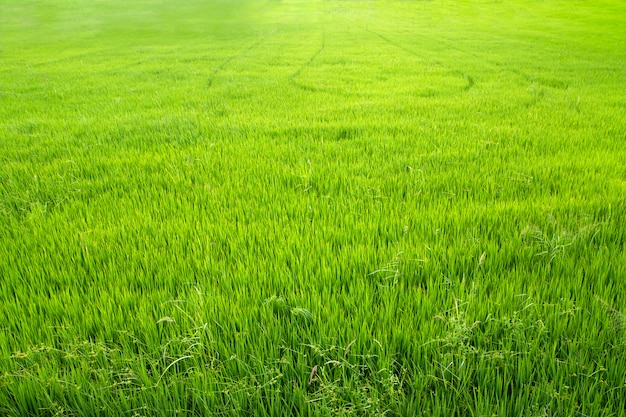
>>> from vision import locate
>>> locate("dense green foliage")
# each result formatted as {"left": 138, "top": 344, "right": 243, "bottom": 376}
{"left": 1, "top": 0, "right": 625, "bottom": 415}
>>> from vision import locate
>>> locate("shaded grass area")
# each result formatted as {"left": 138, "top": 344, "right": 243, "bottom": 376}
{"left": 1, "top": 0, "right": 626, "bottom": 415}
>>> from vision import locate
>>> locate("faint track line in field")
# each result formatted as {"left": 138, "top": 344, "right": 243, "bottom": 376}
{"left": 372, "top": 26, "right": 568, "bottom": 92}
{"left": 438, "top": 36, "right": 569, "bottom": 91}
{"left": 289, "top": 32, "right": 328, "bottom": 93}
{"left": 427, "top": 33, "right": 570, "bottom": 89}
{"left": 365, "top": 27, "right": 423, "bottom": 60}
{"left": 365, "top": 26, "right": 476, "bottom": 92}
{"left": 291, "top": 33, "right": 325, "bottom": 78}
{"left": 30, "top": 48, "right": 120, "bottom": 67}
{"left": 207, "top": 34, "right": 268, "bottom": 87}
{"left": 455, "top": 71, "right": 475, "bottom": 91}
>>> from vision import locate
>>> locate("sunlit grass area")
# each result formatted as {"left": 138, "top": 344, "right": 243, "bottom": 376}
{"left": 1, "top": 0, "right": 625, "bottom": 415}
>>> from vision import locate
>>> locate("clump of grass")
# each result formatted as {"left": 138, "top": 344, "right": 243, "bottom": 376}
{"left": 264, "top": 296, "right": 314, "bottom": 324}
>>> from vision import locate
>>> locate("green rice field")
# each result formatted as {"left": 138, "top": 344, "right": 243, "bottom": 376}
{"left": 1, "top": 0, "right": 625, "bottom": 415}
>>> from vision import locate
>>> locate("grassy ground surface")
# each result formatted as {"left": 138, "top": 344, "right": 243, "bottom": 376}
{"left": 1, "top": 0, "right": 626, "bottom": 415}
